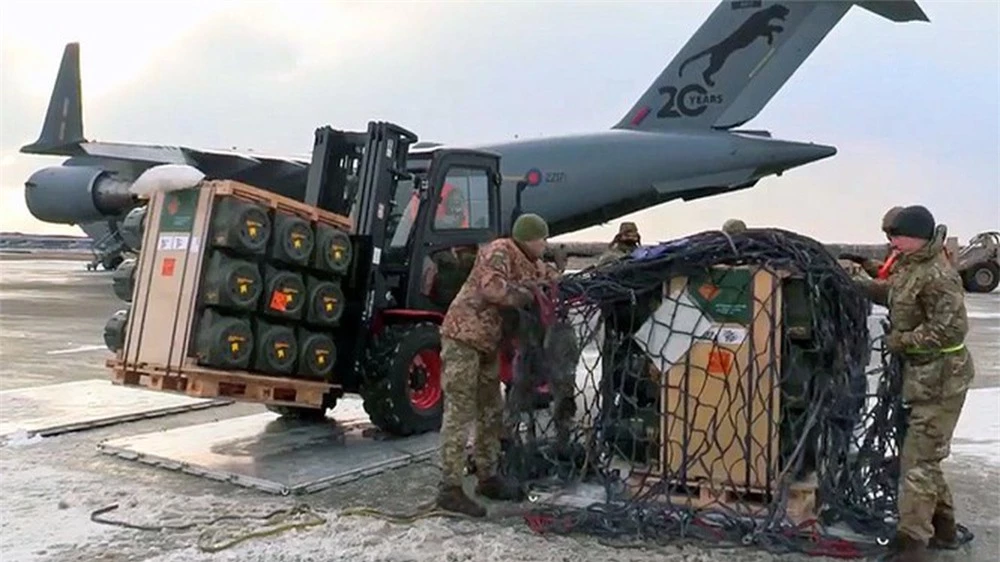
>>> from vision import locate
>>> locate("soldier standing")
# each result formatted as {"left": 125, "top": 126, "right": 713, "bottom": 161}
{"left": 855, "top": 205, "right": 974, "bottom": 562}
{"left": 435, "top": 213, "right": 561, "bottom": 517}
{"left": 596, "top": 222, "right": 642, "bottom": 266}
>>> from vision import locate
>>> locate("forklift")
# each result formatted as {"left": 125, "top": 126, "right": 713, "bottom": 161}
{"left": 274, "top": 121, "right": 526, "bottom": 437}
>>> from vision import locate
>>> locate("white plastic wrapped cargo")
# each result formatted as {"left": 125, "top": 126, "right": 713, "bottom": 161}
{"left": 129, "top": 164, "right": 205, "bottom": 198}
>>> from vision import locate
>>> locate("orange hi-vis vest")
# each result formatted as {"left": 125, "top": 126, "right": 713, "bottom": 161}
{"left": 406, "top": 182, "right": 469, "bottom": 227}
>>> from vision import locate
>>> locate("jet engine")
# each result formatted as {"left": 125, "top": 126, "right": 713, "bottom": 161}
{"left": 24, "top": 165, "right": 136, "bottom": 225}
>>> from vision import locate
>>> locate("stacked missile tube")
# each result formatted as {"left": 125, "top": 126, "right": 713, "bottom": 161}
{"left": 104, "top": 186, "right": 354, "bottom": 383}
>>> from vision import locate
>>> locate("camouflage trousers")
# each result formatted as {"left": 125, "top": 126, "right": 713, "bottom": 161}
{"left": 897, "top": 390, "right": 968, "bottom": 542}
{"left": 439, "top": 337, "right": 503, "bottom": 487}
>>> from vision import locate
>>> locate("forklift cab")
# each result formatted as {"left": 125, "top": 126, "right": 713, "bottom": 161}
{"left": 384, "top": 148, "right": 504, "bottom": 313}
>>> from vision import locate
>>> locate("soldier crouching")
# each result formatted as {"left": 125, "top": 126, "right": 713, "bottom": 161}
{"left": 435, "top": 213, "right": 561, "bottom": 517}
{"left": 855, "top": 205, "right": 974, "bottom": 562}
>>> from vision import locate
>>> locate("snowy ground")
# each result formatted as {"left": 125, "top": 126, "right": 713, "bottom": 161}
{"left": 1, "top": 389, "right": 996, "bottom": 562}
{"left": 0, "top": 262, "right": 997, "bottom": 562}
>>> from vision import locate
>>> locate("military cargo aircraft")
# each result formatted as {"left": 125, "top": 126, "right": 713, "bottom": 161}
{"left": 19, "top": 0, "right": 928, "bottom": 270}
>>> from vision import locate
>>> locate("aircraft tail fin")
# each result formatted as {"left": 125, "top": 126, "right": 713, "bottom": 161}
{"left": 21, "top": 42, "right": 86, "bottom": 156}
{"left": 614, "top": 1, "right": 928, "bottom": 132}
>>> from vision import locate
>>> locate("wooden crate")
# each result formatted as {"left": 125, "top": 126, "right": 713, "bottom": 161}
{"left": 108, "top": 357, "right": 337, "bottom": 408}
{"left": 211, "top": 180, "right": 353, "bottom": 232}
{"left": 631, "top": 265, "right": 784, "bottom": 493}
{"left": 116, "top": 179, "right": 353, "bottom": 404}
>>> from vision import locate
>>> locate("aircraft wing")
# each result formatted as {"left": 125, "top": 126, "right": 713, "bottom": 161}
{"left": 77, "top": 141, "right": 309, "bottom": 168}
{"left": 20, "top": 42, "right": 312, "bottom": 181}
{"left": 76, "top": 141, "right": 311, "bottom": 180}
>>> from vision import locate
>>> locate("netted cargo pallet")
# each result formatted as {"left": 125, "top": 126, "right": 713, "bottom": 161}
{"left": 501, "top": 228, "right": 911, "bottom": 558}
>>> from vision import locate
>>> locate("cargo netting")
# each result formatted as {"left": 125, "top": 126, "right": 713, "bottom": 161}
{"left": 499, "top": 228, "right": 908, "bottom": 558}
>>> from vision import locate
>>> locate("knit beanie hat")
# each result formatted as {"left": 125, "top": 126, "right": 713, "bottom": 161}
{"left": 881, "top": 206, "right": 904, "bottom": 233}
{"left": 722, "top": 218, "right": 747, "bottom": 233}
{"left": 889, "top": 205, "right": 935, "bottom": 240}
{"left": 512, "top": 213, "right": 549, "bottom": 242}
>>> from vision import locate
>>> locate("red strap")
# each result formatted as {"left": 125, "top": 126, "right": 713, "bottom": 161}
{"left": 877, "top": 250, "right": 899, "bottom": 280}
{"left": 532, "top": 283, "right": 557, "bottom": 327}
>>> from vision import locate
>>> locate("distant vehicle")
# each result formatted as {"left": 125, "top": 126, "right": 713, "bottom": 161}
{"left": 19, "top": 1, "right": 929, "bottom": 273}
{"left": 957, "top": 231, "right": 1000, "bottom": 293}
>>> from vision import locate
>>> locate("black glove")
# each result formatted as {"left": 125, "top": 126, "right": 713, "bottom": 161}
{"left": 838, "top": 253, "right": 867, "bottom": 264}
{"left": 510, "top": 286, "right": 535, "bottom": 309}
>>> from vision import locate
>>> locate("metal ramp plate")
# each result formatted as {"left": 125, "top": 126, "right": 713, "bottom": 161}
{"left": 0, "top": 379, "right": 231, "bottom": 440}
{"left": 96, "top": 397, "right": 441, "bottom": 495}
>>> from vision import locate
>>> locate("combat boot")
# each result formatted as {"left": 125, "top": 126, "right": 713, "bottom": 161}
{"left": 929, "top": 510, "right": 959, "bottom": 549}
{"left": 435, "top": 484, "right": 486, "bottom": 518}
{"left": 885, "top": 532, "right": 929, "bottom": 562}
{"left": 475, "top": 475, "right": 525, "bottom": 502}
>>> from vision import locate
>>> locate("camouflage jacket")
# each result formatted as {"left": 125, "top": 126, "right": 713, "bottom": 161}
{"left": 858, "top": 226, "right": 974, "bottom": 403}
{"left": 441, "top": 238, "right": 560, "bottom": 356}
{"left": 596, "top": 242, "right": 636, "bottom": 267}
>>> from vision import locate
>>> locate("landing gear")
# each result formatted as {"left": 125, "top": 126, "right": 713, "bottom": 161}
{"left": 362, "top": 322, "right": 444, "bottom": 437}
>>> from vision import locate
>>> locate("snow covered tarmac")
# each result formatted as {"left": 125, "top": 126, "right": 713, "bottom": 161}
{"left": 1, "top": 260, "right": 997, "bottom": 562}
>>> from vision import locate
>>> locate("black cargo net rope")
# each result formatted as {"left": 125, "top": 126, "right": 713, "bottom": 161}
{"left": 498, "top": 228, "right": 909, "bottom": 558}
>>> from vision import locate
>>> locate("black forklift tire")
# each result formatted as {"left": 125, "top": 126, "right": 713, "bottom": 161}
{"left": 963, "top": 262, "right": 999, "bottom": 293}
{"left": 265, "top": 395, "right": 337, "bottom": 421}
{"left": 361, "top": 322, "right": 444, "bottom": 437}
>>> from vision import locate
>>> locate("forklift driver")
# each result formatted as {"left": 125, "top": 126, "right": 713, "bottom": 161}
{"left": 434, "top": 184, "right": 469, "bottom": 229}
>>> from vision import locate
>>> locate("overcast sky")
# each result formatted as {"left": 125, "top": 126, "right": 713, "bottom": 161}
{"left": 1, "top": 0, "right": 997, "bottom": 244}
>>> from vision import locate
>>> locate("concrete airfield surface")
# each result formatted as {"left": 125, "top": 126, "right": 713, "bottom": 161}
{"left": 0, "top": 259, "right": 997, "bottom": 562}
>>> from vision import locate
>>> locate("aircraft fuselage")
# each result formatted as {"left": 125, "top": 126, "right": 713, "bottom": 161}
{"left": 471, "top": 129, "right": 836, "bottom": 236}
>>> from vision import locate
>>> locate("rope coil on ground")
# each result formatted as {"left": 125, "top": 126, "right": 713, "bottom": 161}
{"left": 90, "top": 502, "right": 326, "bottom": 553}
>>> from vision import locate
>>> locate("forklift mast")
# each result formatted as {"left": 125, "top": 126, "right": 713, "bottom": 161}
{"left": 303, "top": 122, "right": 418, "bottom": 325}
{"left": 301, "top": 121, "right": 504, "bottom": 386}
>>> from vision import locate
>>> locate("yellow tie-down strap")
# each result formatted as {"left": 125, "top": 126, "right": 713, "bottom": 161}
{"left": 905, "top": 343, "right": 966, "bottom": 355}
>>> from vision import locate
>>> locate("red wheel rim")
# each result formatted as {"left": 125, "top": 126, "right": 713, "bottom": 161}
{"left": 408, "top": 349, "right": 442, "bottom": 411}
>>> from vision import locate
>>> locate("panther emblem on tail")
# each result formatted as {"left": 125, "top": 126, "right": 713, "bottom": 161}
{"left": 678, "top": 4, "right": 790, "bottom": 88}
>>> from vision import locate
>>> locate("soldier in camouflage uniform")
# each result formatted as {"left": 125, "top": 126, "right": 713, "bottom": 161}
{"left": 596, "top": 222, "right": 641, "bottom": 266}
{"left": 436, "top": 213, "right": 562, "bottom": 517}
{"left": 721, "top": 218, "right": 747, "bottom": 234}
{"left": 855, "top": 205, "right": 974, "bottom": 562}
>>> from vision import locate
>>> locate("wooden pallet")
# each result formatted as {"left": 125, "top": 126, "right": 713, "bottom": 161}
{"left": 625, "top": 472, "right": 818, "bottom": 524}
{"left": 209, "top": 180, "right": 354, "bottom": 232}
{"left": 108, "top": 358, "right": 338, "bottom": 409}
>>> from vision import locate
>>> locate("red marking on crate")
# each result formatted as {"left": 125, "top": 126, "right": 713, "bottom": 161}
{"left": 699, "top": 283, "right": 720, "bottom": 301}
{"left": 161, "top": 258, "right": 176, "bottom": 277}
{"left": 707, "top": 349, "right": 734, "bottom": 375}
